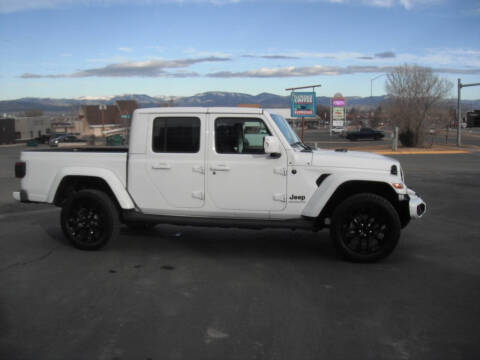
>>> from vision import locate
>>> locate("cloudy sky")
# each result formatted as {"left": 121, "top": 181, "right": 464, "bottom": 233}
{"left": 1, "top": 0, "right": 479, "bottom": 99}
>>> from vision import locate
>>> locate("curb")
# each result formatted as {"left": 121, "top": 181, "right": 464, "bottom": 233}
{"left": 371, "top": 150, "right": 471, "bottom": 155}
{"left": 0, "top": 143, "right": 23, "bottom": 148}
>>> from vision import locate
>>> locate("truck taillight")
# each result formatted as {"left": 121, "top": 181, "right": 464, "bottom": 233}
{"left": 15, "top": 161, "right": 26, "bottom": 178}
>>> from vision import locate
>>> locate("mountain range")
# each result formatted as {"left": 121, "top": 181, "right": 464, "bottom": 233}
{"left": 1, "top": 92, "right": 479, "bottom": 114}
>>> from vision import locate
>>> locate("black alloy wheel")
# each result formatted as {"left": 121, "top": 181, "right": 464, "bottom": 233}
{"left": 61, "top": 189, "right": 119, "bottom": 250}
{"left": 330, "top": 193, "right": 401, "bottom": 262}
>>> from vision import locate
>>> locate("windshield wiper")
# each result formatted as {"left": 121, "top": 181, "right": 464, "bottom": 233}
{"left": 290, "top": 141, "right": 312, "bottom": 152}
{"left": 302, "top": 144, "right": 312, "bottom": 152}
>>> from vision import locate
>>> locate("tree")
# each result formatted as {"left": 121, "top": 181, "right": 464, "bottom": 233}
{"left": 370, "top": 105, "right": 384, "bottom": 129}
{"left": 385, "top": 64, "right": 452, "bottom": 147}
{"left": 316, "top": 105, "right": 330, "bottom": 121}
{"left": 24, "top": 109, "right": 43, "bottom": 117}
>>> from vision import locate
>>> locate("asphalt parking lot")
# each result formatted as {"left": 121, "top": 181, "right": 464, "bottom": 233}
{"left": 1, "top": 145, "right": 479, "bottom": 360}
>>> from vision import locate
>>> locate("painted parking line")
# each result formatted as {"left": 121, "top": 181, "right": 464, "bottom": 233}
{"left": 373, "top": 150, "right": 470, "bottom": 155}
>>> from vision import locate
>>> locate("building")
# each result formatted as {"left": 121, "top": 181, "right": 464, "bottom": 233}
{"left": 116, "top": 100, "right": 138, "bottom": 127}
{"left": 0, "top": 118, "right": 16, "bottom": 144}
{"left": 466, "top": 110, "right": 480, "bottom": 127}
{"left": 77, "top": 100, "right": 138, "bottom": 137}
{"left": 14, "top": 116, "right": 53, "bottom": 140}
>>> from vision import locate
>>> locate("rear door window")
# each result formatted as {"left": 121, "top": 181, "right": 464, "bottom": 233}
{"left": 152, "top": 117, "right": 200, "bottom": 153}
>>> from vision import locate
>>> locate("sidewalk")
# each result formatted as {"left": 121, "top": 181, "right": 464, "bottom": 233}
{"left": 0, "top": 143, "right": 23, "bottom": 148}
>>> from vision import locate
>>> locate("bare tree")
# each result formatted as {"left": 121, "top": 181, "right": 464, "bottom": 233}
{"left": 370, "top": 105, "right": 385, "bottom": 129}
{"left": 385, "top": 64, "right": 452, "bottom": 147}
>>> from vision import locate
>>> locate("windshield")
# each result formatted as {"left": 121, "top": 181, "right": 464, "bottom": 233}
{"left": 270, "top": 113, "right": 300, "bottom": 146}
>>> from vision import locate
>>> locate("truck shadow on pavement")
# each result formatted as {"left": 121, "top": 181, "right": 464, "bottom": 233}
{"left": 44, "top": 224, "right": 340, "bottom": 261}
{"left": 42, "top": 222, "right": 417, "bottom": 264}
{"left": 120, "top": 225, "right": 340, "bottom": 261}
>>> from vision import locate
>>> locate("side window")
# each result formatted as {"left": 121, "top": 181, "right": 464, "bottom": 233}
{"left": 215, "top": 117, "right": 271, "bottom": 154}
{"left": 152, "top": 117, "right": 200, "bottom": 153}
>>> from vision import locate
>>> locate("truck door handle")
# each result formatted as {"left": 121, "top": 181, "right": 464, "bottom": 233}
{"left": 152, "top": 163, "right": 171, "bottom": 169}
{"left": 210, "top": 164, "right": 230, "bottom": 171}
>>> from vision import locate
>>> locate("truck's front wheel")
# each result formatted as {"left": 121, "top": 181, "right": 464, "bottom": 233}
{"left": 61, "top": 189, "right": 119, "bottom": 250}
{"left": 330, "top": 193, "right": 401, "bottom": 262}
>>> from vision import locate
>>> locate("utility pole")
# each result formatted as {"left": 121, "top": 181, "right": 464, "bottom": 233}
{"left": 457, "top": 79, "right": 480, "bottom": 146}
{"left": 99, "top": 103, "right": 107, "bottom": 137}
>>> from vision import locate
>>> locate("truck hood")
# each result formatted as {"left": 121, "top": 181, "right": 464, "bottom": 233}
{"left": 310, "top": 149, "right": 398, "bottom": 172}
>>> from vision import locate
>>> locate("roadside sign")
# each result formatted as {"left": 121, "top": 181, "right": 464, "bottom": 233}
{"left": 290, "top": 92, "right": 316, "bottom": 118}
{"left": 121, "top": 114, "right": 131, "bottom": 119}
{"left": 330, "top": 93, "right": 346, "bottom": 134}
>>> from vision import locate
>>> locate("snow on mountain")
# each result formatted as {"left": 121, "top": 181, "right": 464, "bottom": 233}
{"left": 76, "top": 95, "right": 115, "bottom": 101}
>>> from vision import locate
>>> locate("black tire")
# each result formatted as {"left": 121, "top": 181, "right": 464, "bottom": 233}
{"left": 330, "top": 193, "right": 401, "bottom": 262}
{"left": 61, "top": 189, "right": 119, "bottom": 250}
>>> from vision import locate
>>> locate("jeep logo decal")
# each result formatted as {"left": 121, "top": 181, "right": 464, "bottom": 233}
{"left": 289, "top": 194, "right": 306, "bottom": 201}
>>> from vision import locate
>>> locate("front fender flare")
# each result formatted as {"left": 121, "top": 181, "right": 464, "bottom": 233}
{"left": 301, "top": 172, "right": 402, "bottom": 218}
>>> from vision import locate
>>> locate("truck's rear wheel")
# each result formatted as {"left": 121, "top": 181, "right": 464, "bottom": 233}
{"left": 61, "top": 189, "right": 119, "bottom": 250}
{"left": 330, "top": 193, "right": 401, "bottom": 262}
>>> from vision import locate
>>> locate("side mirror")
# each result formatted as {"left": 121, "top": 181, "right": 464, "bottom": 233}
{"left": 264, "top": 136, "right": 282, "bottom": 158}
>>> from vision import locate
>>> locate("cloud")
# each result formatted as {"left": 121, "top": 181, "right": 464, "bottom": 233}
{"left": 207, "top": 64, "right": 480, "bottom": 78}
{"left": 207, "top": 65, "right": 392, "bottom": 78}
{"left": 19, "top": 56, "right": 229, "bottom": 78}
{"left": 375, "top": 51, "right": 396, "bottom": 58}
{"left": 464, "top": 7, "right": 480, "bottom": 16}
{"left": 118, "top": 47, "right": 133, "bottom": 53}
{"left": 327, "top": 0, "right": 441, "bottom": 9}
{"left": 241, "top": 54, "right": 300, "bottom": 60}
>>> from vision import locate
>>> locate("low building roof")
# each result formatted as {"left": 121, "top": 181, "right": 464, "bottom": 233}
{"left": 81, "top": 105, "right": 120, "bottom": 126}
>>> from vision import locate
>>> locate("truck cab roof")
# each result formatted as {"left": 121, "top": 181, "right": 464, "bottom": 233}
{"left": 133, "top": 107, "right": 265, "bottom": 115}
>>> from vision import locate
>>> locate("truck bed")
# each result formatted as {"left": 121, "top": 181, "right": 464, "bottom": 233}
{"left": 19, "top": 148, "right": 128, "bottom": 203}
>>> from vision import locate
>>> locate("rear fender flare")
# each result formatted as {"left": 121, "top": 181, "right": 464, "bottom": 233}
{"left": 47, "top": 167, "right": 135, "bottom": 209}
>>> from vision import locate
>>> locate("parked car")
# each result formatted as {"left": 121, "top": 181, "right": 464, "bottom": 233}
{"left": 346, "top": 128, "right": 385, "bottom": 141}
{"left": 49, "top": 134, "right": 83, "bottom": 147}
{"left": 35, "top": 134, "right": 51, "bottom": 144}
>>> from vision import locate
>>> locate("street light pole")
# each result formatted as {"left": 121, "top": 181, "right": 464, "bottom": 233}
{"left": 457, "top": 79, "right": 480, "bottom": 147}
{"left": 370, "top": 74, "right": 387, "bottom": 98}
{"left": 457, "top": 79, "right": 461, "bottom": 147}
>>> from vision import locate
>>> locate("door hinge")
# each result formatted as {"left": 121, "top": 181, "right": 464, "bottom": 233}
{"left": 192, "top": 191, "right": 204, "bottom": 200}
{"left": 273, "top": 193, "right": 286, "bottom": 202}
{"left": 274, "top": 167, "right": 287, "bottom": 176}
{"left": 192, "top": 165, "right": 205, "bottom": 174}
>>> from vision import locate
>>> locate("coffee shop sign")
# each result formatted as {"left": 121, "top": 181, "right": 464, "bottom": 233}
{"left": 290, "top": 92, "right": 316, "bottom": 118}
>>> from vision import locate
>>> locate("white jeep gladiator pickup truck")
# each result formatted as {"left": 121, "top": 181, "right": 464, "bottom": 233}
{"left": 13, "top": 107, "right": 426, "bottom": 262}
